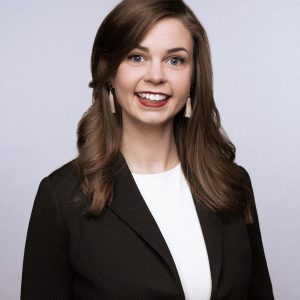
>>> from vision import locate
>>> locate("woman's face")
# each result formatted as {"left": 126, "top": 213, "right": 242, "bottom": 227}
{"left": 112, "top": 17, "right": 193, "bottom": 128}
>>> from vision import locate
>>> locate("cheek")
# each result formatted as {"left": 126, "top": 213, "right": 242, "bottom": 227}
{"left": 169, "top": 71, "right": 192, "bottom": 95}
{"left": 113, "top": 68, "right": 141, "bottom": 107}
{"left": 114, "top": 65, "right": 143, "bottom": 92}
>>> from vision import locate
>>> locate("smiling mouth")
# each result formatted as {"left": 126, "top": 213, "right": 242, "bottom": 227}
{"left": 135, "top": 92, "right": 170, "bottom": 108}
{"left": 135, "top": 92, "right": 170, "bottom": 102}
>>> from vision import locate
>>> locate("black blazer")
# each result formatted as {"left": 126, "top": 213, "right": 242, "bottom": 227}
{"left": 21, "top": 157, "right": 274, "bottom": 299}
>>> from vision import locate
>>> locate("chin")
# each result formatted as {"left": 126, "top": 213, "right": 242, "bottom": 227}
{"left": 138, "top": 116, "right": 173, "bottom": 127}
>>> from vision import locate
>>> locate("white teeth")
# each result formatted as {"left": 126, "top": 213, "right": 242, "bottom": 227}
{"left": 137, "top": 92, "right": 168, "bottom": 101}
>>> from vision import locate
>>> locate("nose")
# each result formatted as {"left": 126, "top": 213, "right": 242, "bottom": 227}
{"left": 143, "top": 60, "right": 166, "bottom": 85}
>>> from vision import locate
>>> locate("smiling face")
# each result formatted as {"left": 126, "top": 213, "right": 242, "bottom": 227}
{"left": 111, "top": 17, "right": 193, "bottom": 128}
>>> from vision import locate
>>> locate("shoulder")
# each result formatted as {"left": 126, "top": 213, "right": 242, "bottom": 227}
{"left": 47, "top": 159, "right": 80, "bottom": 190}
{"left": 38, "top": 160, "right": 86, "bottom": 215}
{"left": 233, "top": 163, "right": 253, "bottom": 188}
{"left": 237, "top": 164, "right": 251, "bottom": 179}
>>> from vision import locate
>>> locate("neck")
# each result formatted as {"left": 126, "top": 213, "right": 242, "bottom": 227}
{"left": 121, "top": 120, "right": 179, "bottom": 174}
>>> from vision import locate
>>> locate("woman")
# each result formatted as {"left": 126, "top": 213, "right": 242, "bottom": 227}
{"left": 21, "top": 0, "right": 274, "bottom": 299}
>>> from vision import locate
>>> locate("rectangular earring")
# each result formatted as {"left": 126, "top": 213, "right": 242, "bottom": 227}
{"left": 184, "top": 96, "right": 192, "bottom": 118}
{"left": 109, "top": 83, "right": 116, "bottom": 114}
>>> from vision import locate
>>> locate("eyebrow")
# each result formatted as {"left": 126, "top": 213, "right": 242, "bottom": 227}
{"left": 134, "top": 45, "right": 190, "bottom": 55}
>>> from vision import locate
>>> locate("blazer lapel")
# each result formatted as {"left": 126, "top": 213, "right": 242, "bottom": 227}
{"left": 109, "top": 155, "right": 223, "bottom": 300}
{"left": 192, "top": 198, "right": 223, "bottom": 300}
{"left": 109, "top": 155, "right": 185, "bottom": 297}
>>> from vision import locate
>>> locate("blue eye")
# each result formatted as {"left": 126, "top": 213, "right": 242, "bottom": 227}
{"left": 128, "top": 55, "right": 144, "bottom": 63}
{"left": 169, "top": 57, "right": 184, "bottom": 65}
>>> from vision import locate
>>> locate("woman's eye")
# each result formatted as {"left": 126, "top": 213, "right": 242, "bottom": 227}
{"left": 168, "top": 57, "right": 184, "bottom": 66}
{"left": 128, "top": 55, "right": 144, "bottom": 63}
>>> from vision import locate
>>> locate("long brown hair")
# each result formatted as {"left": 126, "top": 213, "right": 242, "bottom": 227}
{"left": 75, "top": 0, "right": 254, "bottom": 223}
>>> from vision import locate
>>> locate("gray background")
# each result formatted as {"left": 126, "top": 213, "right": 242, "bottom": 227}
{"left": 1, "top": 1, "right": 299, "bottom": 299}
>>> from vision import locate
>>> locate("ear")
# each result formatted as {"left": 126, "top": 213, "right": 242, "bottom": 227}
{"left": 105, "top": 79, "right": 113, "bottom": 91}
{"left": 108, "top": 77, "right": 114, "bottom": 86}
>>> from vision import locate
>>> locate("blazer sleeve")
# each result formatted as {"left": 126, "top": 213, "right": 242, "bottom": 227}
{"left": 21, "top": 177, "right": 72, "bottom": 300}
{"left": 242, "top": 168, "right": 275, "bottom": 299}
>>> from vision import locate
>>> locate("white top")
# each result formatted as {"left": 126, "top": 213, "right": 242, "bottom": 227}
{"left": 132, "top": 163, "right": 212, "bottom": 300}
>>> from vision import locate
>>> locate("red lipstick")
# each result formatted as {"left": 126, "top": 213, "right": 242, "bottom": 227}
{"left": 135, "top": 94, "right": 170, "bottom": 108}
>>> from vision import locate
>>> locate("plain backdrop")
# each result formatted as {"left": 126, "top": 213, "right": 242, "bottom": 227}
{"left": 1, "top": 1, "right": 299, "bottom": 299}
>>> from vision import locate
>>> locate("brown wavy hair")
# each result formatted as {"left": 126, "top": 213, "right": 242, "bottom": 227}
{"left": 75, "top": 0, "right": 254, "bottom": 224}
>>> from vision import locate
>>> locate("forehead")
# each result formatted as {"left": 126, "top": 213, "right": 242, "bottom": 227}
{"left": 138, "top": 17, "right": 193, "bottom": 51}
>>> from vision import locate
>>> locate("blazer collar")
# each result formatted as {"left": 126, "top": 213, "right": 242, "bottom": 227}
{"left": 109, "top": 155, "right": 222, "bottom": 299}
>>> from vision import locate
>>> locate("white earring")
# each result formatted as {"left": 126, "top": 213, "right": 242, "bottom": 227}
{"left": 184, "top": 95, "right": 192, "bottom": 118}
{"left": 109, "top": 83, "right": 116, "bottom": 114}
